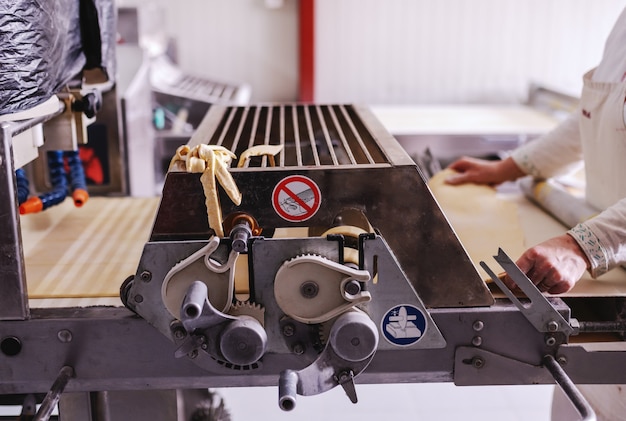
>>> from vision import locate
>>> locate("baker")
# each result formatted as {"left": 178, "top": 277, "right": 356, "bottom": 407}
{"left": 445, "top": 6, "right": 626, "bottom": 296}
{"left": 444, "top": 6, "right": 626, "bottom": 420}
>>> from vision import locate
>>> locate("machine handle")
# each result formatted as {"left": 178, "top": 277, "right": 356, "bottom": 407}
{"left": 278, "top": 370, "right": 298, "bottom": 411}
{"left": 33, "top": 365, "right": 74, "bottom": 421}
{"left": 543, "top": 355, "right": 596, "bottom": 421}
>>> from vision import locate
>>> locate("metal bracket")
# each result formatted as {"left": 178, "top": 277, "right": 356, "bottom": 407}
{"left": 480, "top": 248, "right": 574, "bottom": 336}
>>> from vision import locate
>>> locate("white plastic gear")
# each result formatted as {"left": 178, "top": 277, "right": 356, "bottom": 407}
{"left": 274, "top": 253, "right": 371, "bottom": 324}
{"left": 228, "top": 300, "right": 265, "bottom": 326}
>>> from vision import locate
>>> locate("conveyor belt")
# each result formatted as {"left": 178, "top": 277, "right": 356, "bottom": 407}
{"left": 19, "top": 189, "right": 626, "bottom": 302}
{"left": 21, "top": 197, "right": 160, "bottom": 299}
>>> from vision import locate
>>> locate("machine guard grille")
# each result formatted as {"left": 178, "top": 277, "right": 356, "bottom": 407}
{"left": 203, "top": 104, "right": 389, "bottom": 168}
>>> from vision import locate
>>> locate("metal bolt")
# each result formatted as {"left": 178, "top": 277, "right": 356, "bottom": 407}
{"left": 57, "top": 330, "right": 73, "bottom": 343}
{"left": 230, "top": 223, "right": 252, "bottom": 253}
{"left": 545, "top": 336, "right": 557, "bottom": 347}
{"left": 472, "top": 320, "right": 484, "bottom": 332}
{"left": 344, "top": 280, "right": 361, "bottom": 296}
{"left": 300, "top": 281, "right": 319, "bottom": 299}
{"left": 173, "top": 328, "right": 186, "bottom": 340}
{"left": 337, "top": 371, "right": 351, "bottom": 383}
{"left": 547, "top": 321, "right": 559, "bottom": 332}
{"left": 471, "top": 336, "right": 483, "bottom": 347}
{"left": 198, "top": 336, "right": 207, "bottom": 344}
{"left": 189, "top": 350, "right": 198, "bottom": 359}
{"left": 134, "top": 294, "right": 144, "bottom": 303}
{"left": 292, "top": 342, "right": 305, "bottom": 355}
{"left": 282, "top": 323, "right": 295, "bottom": 337}
{"left": 472, "top": 357, "right": 485, "bottom": 369}
{"left": 140, "top": 271, "right": 152, "bottom": 282}
{"left": 557, "top": 356, "right": 568, "bottom": 366}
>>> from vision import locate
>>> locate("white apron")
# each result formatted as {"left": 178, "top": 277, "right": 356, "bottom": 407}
{"left": 552, "top": 69, "right": 626, "bottom": 421}
{"left": 579, "top": 68, "right": 626, "bottom": 211}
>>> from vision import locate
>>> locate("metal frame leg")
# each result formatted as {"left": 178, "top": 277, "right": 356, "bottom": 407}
{"left": 0, "top": 105, "right": 63, "bottom": 321}
{"left": 0, "top": 123, "right": 30, "bottom": 320}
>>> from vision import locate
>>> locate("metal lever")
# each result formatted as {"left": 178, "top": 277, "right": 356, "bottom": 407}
{"left": 480, "top": 248, "right": 574, "bottom": 336}
{"left": 543, "top": 355, "right": 597, "bottom": 421}
{"left": 33, "top": 365, "right": 74, "bottom": 421}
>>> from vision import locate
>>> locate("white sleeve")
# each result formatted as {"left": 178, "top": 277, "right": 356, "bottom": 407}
{"left": 510, "top": 112, "right": 583, "bottom": 178}
{"left": 568, "top": 197, "right": 626, "bottom": 277}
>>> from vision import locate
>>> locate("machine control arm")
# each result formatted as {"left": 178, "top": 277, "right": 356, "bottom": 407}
{"left": 481, "top": 248, "right": 574, "bottom": 336}
{"left": 277, "top": 310, "right": 379, "bottom": 411}
{"left": 176, "top": 281, "right": 267, "bottom": 366}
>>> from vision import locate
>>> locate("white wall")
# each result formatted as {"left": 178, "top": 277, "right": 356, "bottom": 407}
{"left": 315, "top": 0, "right": 626, "bottom": 104}
{"left": 124, "top": 0, "right": 300, "bottom": 103}
{"left": 121, "top": 0, "right": 626, "bottom": 104}
{"left": 164, "top": 0, "right": 299, "bottom": 102}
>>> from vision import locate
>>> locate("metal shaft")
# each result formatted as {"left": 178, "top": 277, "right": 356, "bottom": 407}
{"left": 278, "top": 369, "right": 298, "bottom": 411}
{"left": 578, "top": 321, "right": 626, "bottom": 333}
{"left": 543, "top": 355, "right": 596, "bottom": 421}
{"left": 33, "top": 365, "right": 74, "bottom": 421}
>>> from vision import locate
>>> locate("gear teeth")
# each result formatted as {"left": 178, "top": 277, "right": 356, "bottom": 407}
{"left": 286, "top": 253, "right": 325, "bottom": 263}
{"left": 229, "top": 300, "right": 265, "bottom": 326}
{"left": 318, "top": 322, "right": 332, "bottom": 345}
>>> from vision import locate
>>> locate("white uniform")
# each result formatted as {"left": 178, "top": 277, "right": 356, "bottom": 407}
{"left": 511, "top": 7, "right": 626, "bottom": 278}
{"left": 511, "top": 8, "right": 626, "bottom": 420}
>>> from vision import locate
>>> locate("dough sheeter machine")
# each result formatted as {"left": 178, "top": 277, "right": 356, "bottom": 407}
{"left": 1, "top": 103, "right": 625, "bottom": 420}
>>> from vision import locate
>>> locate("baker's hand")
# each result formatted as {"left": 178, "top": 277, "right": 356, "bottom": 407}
{"left": 503, "top": 234, "right": 591, "bottom": 294}
{"left": 445, "top": 156, "right": 526, "bottom": 186}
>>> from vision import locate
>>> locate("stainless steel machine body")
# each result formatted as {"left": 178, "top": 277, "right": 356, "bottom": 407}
{"left": 1, "top": 104, "right": 626, "bottom": 420}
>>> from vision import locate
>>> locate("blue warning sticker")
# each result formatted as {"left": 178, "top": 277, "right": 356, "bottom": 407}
{"left": 381, "top": 305, "right": 427, "bottom": 346}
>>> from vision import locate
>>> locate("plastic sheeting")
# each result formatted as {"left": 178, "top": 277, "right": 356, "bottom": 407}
{"left": 0, "top": 0, "right": 116, "bottom": 116}
{"left": 80, "top": 0, "right": 117, "bottom": 83}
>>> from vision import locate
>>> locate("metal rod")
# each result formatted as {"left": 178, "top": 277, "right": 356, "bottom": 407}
{"left": 327, "top": 105, "right": 357, "bottom": 165}
{"left": 578, "top": 321, "right": 626, "bottom": 333}
{"left": 229, "top": 105, "right": 249, "bottom": 154}
{"left": 315, "top": 105, "right": 339, "bottom": 165}
{"left": 303, "top": 105, "right": 321, "bottom": 166}
{"left": 338, "top": 104, "right": 376, "bottom": 164}
{"left": 292, "top": 105, "right": 303, "bottom": 166}
{"left": 543, "top": 355, "right": 596, "bottom": 421}
{"left": 278, "top": 369, "right": 298, "bottom": 411}
{"left": 33, "top": 366, "right": 74, "bottom": 421}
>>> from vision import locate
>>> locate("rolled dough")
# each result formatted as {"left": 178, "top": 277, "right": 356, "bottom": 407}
{"left": 428, "top": 168, "right": 527, "bottom": 280}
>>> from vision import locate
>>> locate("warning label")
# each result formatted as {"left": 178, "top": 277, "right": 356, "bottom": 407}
{"left": 272, "top": 175, "right": 322, "bottom": 222}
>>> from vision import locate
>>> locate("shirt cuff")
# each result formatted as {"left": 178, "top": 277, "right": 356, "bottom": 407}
{"left": 567, "top": 223, "right": 609, "bottom": 278}
{"left": 510, "top": 148, "right": 544, "bottom": 179}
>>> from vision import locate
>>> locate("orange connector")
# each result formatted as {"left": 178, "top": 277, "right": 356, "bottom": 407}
{"left": 19, "top": 197, "right": 43, "bottom": 215}
{"left": 72, "top": 188, "right": 89, "bottom": 207}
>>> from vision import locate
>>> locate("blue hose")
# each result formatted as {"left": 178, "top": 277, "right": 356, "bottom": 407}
{"left": 15, "top": 168, "right": 30, "bottom": 205}
{"left": 40, "top": 150, "right": 68, "bottom": 210}
{"left": 64, "top": 150, "right": 87, "bottom": 192}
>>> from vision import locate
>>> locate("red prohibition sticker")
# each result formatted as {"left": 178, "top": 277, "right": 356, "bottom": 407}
{"left": 272, "top": 175, "right": 322, "bottom": 222}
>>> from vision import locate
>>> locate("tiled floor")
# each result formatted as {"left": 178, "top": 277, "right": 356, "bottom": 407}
{"left": 216, "top": 383, "right": 556, "bottom": 421}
